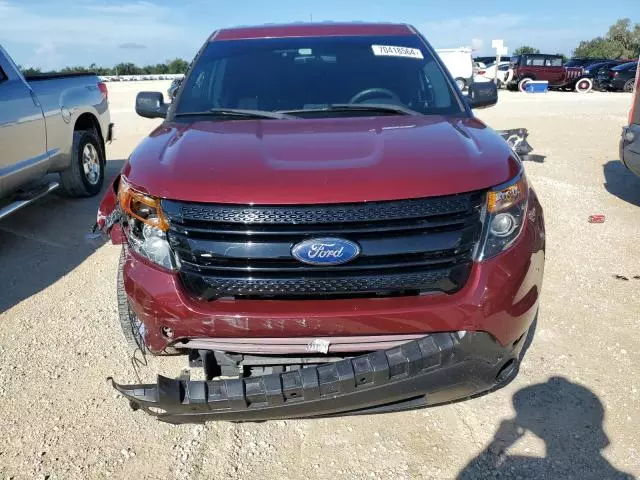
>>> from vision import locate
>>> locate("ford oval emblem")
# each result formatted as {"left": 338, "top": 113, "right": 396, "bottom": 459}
{"left": 291, "top": 237, "right": 361, "bottom": 265}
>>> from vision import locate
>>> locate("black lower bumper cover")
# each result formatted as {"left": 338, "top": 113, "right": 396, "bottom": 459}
{"left": 111, "top": 332, "right": 522, "bottom": 424}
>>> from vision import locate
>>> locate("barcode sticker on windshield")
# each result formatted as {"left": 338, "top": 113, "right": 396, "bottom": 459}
{"left": 371, "top": 45, "right": 424, "bottom": 60}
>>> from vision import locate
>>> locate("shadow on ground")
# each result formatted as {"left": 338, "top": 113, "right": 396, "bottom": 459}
{"left": 522, "top": 154, "right": 546, "bottom": 163}
{"left": 458, "top": 376, "right": 635, "bottom": 479}
{"left": 0, "top": 160, "right": 124, "bottom": 314}
{"left": 603, "top": 160, "right": 640, "bottom": 206}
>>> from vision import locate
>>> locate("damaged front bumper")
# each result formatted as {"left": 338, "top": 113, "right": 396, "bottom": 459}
{"left": 111, "top": 331, "right": 525, "bottom": 423}
{"left": 498, "top": 128, "right": 534, "bottom": 158}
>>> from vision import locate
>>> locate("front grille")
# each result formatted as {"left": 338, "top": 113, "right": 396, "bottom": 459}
{"left": 163, "top": 192, "right": 485, "bottom": 300}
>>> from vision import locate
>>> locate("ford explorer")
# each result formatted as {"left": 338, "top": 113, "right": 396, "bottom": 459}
{"left": 97, "top": 23, "right": 545, "bottom": 423}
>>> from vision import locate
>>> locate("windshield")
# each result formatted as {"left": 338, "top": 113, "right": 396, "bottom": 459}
{"left": 174, "top": 35, "right": 465, "bottom": 118}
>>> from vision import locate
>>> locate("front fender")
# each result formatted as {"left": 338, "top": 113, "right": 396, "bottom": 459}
{"left": 94, "top": 174, "right": 124, "bottom": 244}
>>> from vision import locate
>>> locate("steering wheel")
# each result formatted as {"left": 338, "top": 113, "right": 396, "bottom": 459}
{"left": 349, "top": 88, "right": 401, "bottom": 104}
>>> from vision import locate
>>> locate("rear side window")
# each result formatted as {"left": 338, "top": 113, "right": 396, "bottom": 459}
{"left": 0, "top": 67, "right": 7, "bottom": 83}
{"left": 525, "top": 56, "right": 545, "bottom": 66}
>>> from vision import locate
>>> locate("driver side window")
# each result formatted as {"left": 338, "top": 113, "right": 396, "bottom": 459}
{"left": 422, "top": 60, "right": 453, "bottom": 110}
{"left": 180, "top": 59, "right": 225, "bottom": 112}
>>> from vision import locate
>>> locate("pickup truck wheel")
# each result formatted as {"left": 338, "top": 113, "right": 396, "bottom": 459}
{"left": 59, "top": 130, "right": 105, "bottom": 197}
{"left": 518, "top": 78, "right": 533, "bottom": 92}
{"left": 624, "top": 79, "right": 635, "bottom": 93}
{"left": 575, "top": 78, "right": 593, "bottom": 93}
{"left": 117, "top": 247, "right": 147, "bottom": 352}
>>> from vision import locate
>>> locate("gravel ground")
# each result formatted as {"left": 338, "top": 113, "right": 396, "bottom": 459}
{"left": 1, "top": 81, "right": 639, "bottom": 480}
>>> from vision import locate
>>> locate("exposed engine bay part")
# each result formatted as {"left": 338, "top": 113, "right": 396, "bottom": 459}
{"left": 173, "top": 334, "right": 426, "bottom": 356}
{"left": 498, "top": 128, "right": 534, "bottom": 158}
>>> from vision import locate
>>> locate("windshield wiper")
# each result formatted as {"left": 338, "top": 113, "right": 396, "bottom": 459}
{"left": 175, "top": 108, "right": 296, "bottom": 120}
{"left": 279, "top": 104, "right": 420, "bottom": 116}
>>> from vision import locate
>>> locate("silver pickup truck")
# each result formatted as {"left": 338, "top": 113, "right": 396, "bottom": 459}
{"left": 0, "top": 45, "right": 113, "bottom": 219}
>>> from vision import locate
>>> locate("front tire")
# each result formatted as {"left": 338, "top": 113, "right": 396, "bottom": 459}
{"left": 518, "top": 78, "right": 533, "bottom": 92}
{"left": 455, "top": 78, "right": 467, "bottom": 91}
{"left": 59, "top": 130, "right": 105, "bottom": 197}
{"left": 624, "top": 79, "right": 635, "bottom": 93}
{"left": 117, "top": 248, "right": 147, "bottom": 352}
{"left": 575, "top": 78, "right": 593, "bottom": 93}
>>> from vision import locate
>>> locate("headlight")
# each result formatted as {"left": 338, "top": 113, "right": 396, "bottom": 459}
{"left": 474, "top": 173, "right": 529, "bottom": 261}
{"left": 118, "top": 177, "right": 175, "bottom": 270}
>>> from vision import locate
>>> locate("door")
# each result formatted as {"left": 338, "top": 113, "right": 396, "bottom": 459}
{"left": 0, "top": 48, "right": 48, "bottom": 196}
{"left": 525, "top": 55, "right": 564, "bottom": 84}
{"left": 543, "top": 56, "right": 564, "bottom": 84}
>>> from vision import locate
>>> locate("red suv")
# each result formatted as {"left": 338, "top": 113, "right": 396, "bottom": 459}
{"left": 97, "top": 23, "right": 545, "bottom": 423}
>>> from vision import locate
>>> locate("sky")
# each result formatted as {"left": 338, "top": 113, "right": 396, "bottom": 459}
{"left": 0, "top": 0, "right": 633, "bottom": 70}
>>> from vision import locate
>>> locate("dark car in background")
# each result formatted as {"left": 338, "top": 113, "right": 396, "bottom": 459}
{"left": 583, "top": 60, "right": 623, "bottom": 77}
{"left": 474, "top": 56, "right": 497, "bottom": 66}
{"left": 564, "top": 57, "right": 609, "bottom": 68}
{"left": 598, "top": 62, "right": 637, "bottom": 92}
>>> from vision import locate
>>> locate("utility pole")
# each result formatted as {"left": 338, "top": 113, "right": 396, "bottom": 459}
{"left": 491, "top": 40, "right": 508, "bottom": 85}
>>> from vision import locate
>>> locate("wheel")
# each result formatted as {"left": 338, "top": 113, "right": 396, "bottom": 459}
{"left": 455, "top": 78, "right": 466, "bottom": 91}
{"left": 575, "top": 78, "right": 593, "bottom": 93}
{"left": 349, "top": 87, "right": 402, "bottom": 104}
{"left": 117, "top": 247, "right": 148, "bottom": 352}
{"left": 59, "top": 130, "right": 105, "bottom": 197}
{"left": 518, "top": 78, "right": 533, "bottom": 93}
{"left": 624, "top": 79, "right": 636, "bottom": 93}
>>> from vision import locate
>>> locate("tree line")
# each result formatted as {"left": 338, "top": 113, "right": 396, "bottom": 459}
{"left": 511, "top": 18, "right": 639, "bottom": 61}
{"left": 20, "top": 58, "right": 190, "bottom": 77}
{"left": 573, "top": 18, "right": 639, "bottom": 59}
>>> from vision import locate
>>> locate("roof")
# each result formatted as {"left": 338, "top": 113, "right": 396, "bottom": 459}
{"left": 211, "top": 23, "right": 414, "bottom": 41}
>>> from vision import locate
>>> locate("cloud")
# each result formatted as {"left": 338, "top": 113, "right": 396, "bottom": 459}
{"left": 421, "top": 14, "right": 524, "bottom": 35}
{"left": 471, "top": 38, "right": 484, "bottom": 51}
{"left": 34, "top": 41, "right": 56, "bottom": 57}
{"left": 85, "top": 1, "right": 166, "bottom": 15}
{"left": 418, "top": 13, "right": 586, "bottom": 54}
{"left": 118, "top": 42, "right": 147, "bottom": 49}
{"left": 0, "top": 0, "right": 192, "bottom": 69}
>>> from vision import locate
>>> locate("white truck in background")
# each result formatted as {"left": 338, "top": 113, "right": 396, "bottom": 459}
{"left": 435, "top": 48, "right": 474, "bottom": 91}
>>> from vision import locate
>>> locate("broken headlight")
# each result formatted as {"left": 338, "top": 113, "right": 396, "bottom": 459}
{"left": 474, "top": 172, "right": 529, "bottom": 261}
{"left": 118, "top": 177, "right": 175, "bottom": 270}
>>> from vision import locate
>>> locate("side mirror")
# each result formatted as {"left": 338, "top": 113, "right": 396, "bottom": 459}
{"left": 467, "top": 82, "right": 498, "bottom": 109}
{"left": 135, "top": 92, "right": 168, "bottom": 119}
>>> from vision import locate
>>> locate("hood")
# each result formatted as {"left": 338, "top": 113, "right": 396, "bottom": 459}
{"left": 123, "top": 115, "right": 520, "bottom": 204}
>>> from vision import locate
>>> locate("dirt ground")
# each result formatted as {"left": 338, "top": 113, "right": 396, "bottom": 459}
{"left": 1, "top": 81, "right": 639, "bottom": 480}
